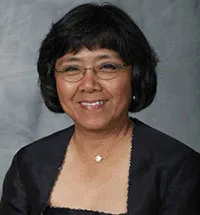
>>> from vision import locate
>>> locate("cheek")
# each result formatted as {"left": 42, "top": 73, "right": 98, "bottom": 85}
{"left": 55, "top": 79, "right": 75, "bottom": 107}
{"left": 107, "top": 80, "right": 132, "bottom": 115}
{"left": 112, "top": 76, "right": 132, "bottom": 101}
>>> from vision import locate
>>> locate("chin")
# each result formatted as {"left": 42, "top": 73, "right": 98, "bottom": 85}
{"left": 75, "top": 117, "right": 111, "bottom": 131}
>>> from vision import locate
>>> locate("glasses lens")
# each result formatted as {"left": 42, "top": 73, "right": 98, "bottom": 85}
{"left": 57, "top": 66, "right": 82, "bottom": 82}
{"left": 96, "top": 64, "right": 121, "bottom": 80}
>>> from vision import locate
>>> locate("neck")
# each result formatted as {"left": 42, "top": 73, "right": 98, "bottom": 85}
{"left": 71, "top": 116, "right": 133, "bottom": 159}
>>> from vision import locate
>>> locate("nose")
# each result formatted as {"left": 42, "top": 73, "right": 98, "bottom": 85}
{"left": 78, "top": 69, "right": 102, "bottom": 93}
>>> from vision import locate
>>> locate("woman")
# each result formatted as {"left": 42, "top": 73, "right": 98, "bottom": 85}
{"left": 1, "top": 3, "right": 199, "bottom": 215}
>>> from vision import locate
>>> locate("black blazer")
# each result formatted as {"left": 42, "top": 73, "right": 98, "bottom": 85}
{"left": 1, "top": 118, "right": 200, "bottom": 215}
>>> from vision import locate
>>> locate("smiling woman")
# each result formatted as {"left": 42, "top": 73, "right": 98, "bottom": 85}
{"left": 54, "top": 48, "right": 132, "bottom": 132}
{"left": 1, "top": 2, "right": 200, "bottom": 215}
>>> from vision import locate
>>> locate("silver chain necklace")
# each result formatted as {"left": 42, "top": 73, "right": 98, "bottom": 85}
{"left": 74, "top": 122, "right": 134, "bottom": 163}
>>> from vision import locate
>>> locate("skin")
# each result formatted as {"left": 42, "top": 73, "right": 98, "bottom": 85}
{"left": 50, "top": 47, "right": 134, "bottom": 213}
{"left": 55, "top": 47, "right": 133, "bottom": 158}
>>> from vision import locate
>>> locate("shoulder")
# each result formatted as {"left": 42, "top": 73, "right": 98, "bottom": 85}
{"left": 132, "top": 118, "right": 200, "bottom": 169}
{"left": 15, "top": 124, "right": 75, "bottom": 165}
{"left": 131, "top": 117, "right": 200, "bottom": 194}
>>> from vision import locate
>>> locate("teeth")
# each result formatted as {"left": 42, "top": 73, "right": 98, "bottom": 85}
{"left": 81, "top": 100, "right": 106, "bottom": 106}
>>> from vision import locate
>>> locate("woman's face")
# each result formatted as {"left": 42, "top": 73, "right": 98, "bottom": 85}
{"left": 55, "top": 47, "right": 132, "bottom": 131}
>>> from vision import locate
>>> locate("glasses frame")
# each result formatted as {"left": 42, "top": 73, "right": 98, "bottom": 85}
{"left": 54, "top": 63, "right": 130, "bottom": 83}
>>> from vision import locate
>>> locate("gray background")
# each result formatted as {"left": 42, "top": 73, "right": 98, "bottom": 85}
{"left": 0, "top": 0, "right": 199, "bottom": 195}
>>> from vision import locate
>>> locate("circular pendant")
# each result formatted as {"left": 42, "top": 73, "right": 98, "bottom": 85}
{"left": 95, "top": 155, "right": 102, "bottom": 162}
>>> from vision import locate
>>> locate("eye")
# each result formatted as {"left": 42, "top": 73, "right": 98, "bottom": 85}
{"left": 101, "top": 63, "right": 118, "bottom": 70}
{"left": 64, "top": 66, "right": 80, "bottom": 73}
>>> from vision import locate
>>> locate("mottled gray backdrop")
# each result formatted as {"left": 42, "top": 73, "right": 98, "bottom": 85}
{"left": 0, "top": 0, "right": 200, "bottom": 195}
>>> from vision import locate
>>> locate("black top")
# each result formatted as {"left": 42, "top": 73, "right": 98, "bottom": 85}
{"left": 44, "top": 206, "right": 126, "bottom": 215}
{"left": 1, "top": 118, "right": 200, "bottom": 215}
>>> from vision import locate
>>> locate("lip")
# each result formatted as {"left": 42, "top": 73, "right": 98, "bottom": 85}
{"left": 78, "top": 99, "right": 108, "bottom": 103}
{"left": 78, "top": 100, "right": 108, "bottom": 110}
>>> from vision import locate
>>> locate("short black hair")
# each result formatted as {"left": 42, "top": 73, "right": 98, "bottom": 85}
{"left": 37, "top": 3, "right": 158, "bottom": 113}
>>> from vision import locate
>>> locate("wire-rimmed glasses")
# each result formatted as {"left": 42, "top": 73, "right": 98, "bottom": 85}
{"left": 55, "top": 63, "right": 129, "bottom": 82}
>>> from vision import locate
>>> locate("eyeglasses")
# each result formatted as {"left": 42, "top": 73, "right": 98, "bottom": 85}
{"left": 55, "top": 63, "right": 129, "bottom": 82}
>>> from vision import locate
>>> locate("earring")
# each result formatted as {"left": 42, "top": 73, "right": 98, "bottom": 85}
{"left": 133, "top": 96, "right": 136, "bottom": 100}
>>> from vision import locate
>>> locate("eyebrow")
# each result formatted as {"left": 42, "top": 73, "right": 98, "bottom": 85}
{"left": 59, "top": 54, "right": 121, "bottom": 64}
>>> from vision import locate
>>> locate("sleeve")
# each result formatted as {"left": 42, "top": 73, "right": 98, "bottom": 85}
{"left": 0, "top": 152, "right": 29, "bottom": 215}
{"left": 160, "top": 152, "right": 200, "bottom": 215}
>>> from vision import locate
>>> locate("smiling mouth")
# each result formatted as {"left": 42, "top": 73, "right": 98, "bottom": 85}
{"left": 79, "top": 100, "right": 107, "bottom": 109}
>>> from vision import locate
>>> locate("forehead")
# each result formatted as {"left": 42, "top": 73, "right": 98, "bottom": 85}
{"left": 56, "top": 47, "right": 122, "bottom": 65}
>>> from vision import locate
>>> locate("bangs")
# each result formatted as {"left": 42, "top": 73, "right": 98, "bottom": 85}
{"left": 53, "top": 15, "right": 132, "bottom": 64}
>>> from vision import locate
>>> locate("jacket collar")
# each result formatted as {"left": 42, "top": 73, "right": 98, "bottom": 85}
{"left": 32, "top": 117, "right": 146, "bottom": 214}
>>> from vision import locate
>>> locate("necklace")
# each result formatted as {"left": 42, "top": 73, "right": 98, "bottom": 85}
{"left": 74, "top": 121, "right": 134, "bottom": 163}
